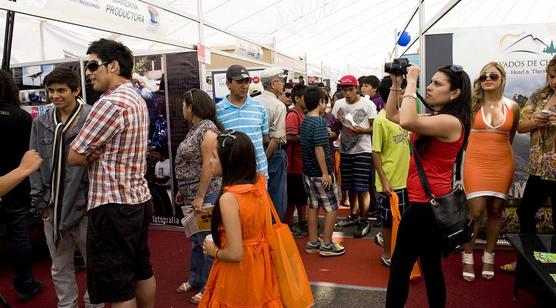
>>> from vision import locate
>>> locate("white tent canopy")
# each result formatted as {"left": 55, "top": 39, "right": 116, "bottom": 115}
{"left": 1, "top": 0, "right": 556, "bottom": 76}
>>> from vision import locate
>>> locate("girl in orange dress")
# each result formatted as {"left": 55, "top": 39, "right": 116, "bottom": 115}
{"left": 200, "top": 130, "right": 283, "bottom": 308}
{"left": 462, "top": 62, "right": 520, "bottom": 282}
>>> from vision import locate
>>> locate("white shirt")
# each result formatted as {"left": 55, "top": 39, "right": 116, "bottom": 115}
{"left": 332, "top": 96, "right": 377, "bottom": 154}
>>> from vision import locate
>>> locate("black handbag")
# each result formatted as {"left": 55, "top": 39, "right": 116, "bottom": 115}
{"left": 413, "top": 138, "right": 474, "bottom": 256}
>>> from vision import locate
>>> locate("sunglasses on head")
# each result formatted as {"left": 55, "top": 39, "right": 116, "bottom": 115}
{"left": 86, "top": 59, "right": 109, "bottom": 72}
{"left": 219, "top": 130, "right": 237, "bottom": 148}
{"left": 449, "top": 64, "right": 463, "bottom": 73}
{"left": 479, "top": 72, "right": 500, "bottom": 82}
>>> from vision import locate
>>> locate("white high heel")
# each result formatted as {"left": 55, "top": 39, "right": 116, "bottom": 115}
{"left": 482, "top": 250, "right": 495, "bottom": 279}
{"left": 462, "top": 251, "right": 475, "bottom": 282}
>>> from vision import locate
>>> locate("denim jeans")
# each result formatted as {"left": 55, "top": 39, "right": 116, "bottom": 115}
{"left": 267, "top": 149, "right": 287, "bottom": 220}
{"left": 0, "top": 197, "right": 36, "bottom": 293}
{"left": 187, "top": 192, "right": 218, "bottom": 292}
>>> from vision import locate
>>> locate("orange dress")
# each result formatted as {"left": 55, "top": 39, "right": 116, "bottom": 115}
{"left": 199, "top": 175, "right": 283, "bottom": 308}
{"left": 463, "top": 99, "right": 514, "bottom": 200}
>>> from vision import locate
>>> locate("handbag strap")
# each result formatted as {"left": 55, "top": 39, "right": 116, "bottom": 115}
{"left": 412, "top": 126, "right": 469, "bottom": 200}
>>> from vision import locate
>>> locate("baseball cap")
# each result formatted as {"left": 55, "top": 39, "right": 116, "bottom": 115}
{"left": 248, "top": 82, "right": 263, "bottom": 97}
{"left": 260, "top": 67, "right": 285, "bottom": 80}
{"left": 338, "top": 75, "right": 358, "bottom": 87}
{"left": 226, "top": 65, "right": 250, "bottom": 81}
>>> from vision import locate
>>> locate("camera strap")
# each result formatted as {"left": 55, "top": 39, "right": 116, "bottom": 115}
{"left": 415, "top": 92, "right": 436, "bottom": 112}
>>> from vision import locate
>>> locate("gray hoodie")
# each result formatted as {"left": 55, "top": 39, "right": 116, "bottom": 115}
{"left": 29, "top": 104, "right": 91, "bottom": 231}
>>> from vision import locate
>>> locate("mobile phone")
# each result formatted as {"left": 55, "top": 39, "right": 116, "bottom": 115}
{"left": 540, "top": 110, "right": 551, "bottom": 118}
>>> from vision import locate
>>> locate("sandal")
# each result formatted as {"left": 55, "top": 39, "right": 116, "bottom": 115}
{"left": 190, "top": 291, "right": 203, "bottom": 304}
{"left": 482, "top": 250, "right": 495, "bottom": 280}
{"left": 500, "top": 262, "right": 516, "bottom": 273}
{"left": 176, "top": 281, "right": 193, "bottom": 294}
{"left": 462, "top": 251, "right": 475, "bottom": 282}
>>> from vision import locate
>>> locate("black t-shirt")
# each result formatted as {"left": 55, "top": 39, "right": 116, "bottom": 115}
{"left": 0, "top": 101, "right": 32, "bottom": 203}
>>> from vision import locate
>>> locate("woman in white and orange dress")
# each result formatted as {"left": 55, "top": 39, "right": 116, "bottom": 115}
{"left": 462, "top": 62, "right": 520, "bottom": 282}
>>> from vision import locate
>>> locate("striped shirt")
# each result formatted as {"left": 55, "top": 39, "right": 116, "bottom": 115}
{"left": 300, "top": 115, "right": 331, "bottom": 177}
{"left": 71, "top": 81, "right": 151, "bottom": 210}
{"left": 216, "top": 96, "right": 269, "bottom": 178}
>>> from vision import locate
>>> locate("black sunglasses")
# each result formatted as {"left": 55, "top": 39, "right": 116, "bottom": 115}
{"left": 86, "top": 60, "right": 109, "bottom": 72}
{"left": 479, "top": 72, "right": 500, "bottom": 82}
{"left": 284, "top": 92, "right": 291, "bottom": 98}
{"left": 449, "top": 64, "right": 463, "bottom": 73}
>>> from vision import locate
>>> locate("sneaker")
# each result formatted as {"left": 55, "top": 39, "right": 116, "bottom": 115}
{"left": 305, "top": 240, "right": 321, "bottom": 253}
{"left": 319, "top": 240, "right": 345, "bottom": 257}
{"left": 353, "top": 219, "right": 371, "bottom": 238}
{"left": 381, "top": 255, "right": 391, "bottom": 267}
{"left": 18, "top": 282, "right": 44, "bottom": 303}
{"left": 335, "top": 214, "right": 360, "bottom": 228}
{"left": 375, "top": 232, "right": 384, "bottom": 247}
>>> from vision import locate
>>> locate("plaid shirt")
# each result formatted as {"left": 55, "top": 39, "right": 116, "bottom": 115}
{"left": 71, "top": 81, "right": 151, "bottom": 210}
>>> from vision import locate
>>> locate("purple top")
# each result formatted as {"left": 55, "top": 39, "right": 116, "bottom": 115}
{"left": 323, "top": 112, "right": 342, "bottom": 167}
{"left": 370, "top": 94, "right": 385, "bottom": 111}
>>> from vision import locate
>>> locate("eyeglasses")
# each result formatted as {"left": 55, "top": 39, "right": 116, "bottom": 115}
{"left": 284, "top": 92, "right": 291, "bottom": 98}
{"left": 341, "top": 87, "right": 356, "bottom": 92}
{"left": 479, "top": 72, "right": 500, "bottom": 82}
{"left": 86, "top": 60, "right": 109, "bottom": 72}
{"left": 449, "top": 65, "right": 463, "bottom": 73}
{"left": 219, "top": 130, "right": 237, "bottom": 148}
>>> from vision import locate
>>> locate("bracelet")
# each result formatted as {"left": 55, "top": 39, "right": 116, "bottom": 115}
{"left": 214, "top": 248, "right": 220, "bottom": 260}
{"left": 390, "top": 88, "right": 402, "bottom": 91}
{"left": 402, "top": 93, "right": 417, "bottom": 100}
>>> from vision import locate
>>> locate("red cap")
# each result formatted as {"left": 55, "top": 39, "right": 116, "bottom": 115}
{"left": 338, "top": 75, "right": 358, "bottom": 86}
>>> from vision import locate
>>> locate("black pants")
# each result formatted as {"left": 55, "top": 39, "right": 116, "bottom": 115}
{"left": 517, "top": 175, "right": 556, "bottom": 234}
{"left": 0, "top": 198, "right": 37, "bottom": 292}
{"left": 386, "top": 202, "right": 445, "bottom": 308}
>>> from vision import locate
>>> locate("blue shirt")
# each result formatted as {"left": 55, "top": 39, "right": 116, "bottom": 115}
{"left": 216, "top": 96, "right": 269, "bottom": 178}
{"left": 300, "top": 115, "right": 331, "bottom": 177}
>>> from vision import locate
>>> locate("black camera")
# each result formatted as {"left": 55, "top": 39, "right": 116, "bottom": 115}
{"left": 384, "top": 58, "right": 410, "bottom": 75}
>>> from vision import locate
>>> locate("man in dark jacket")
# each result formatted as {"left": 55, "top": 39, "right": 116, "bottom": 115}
{"left": 29, "top": 67, "right": 102, "bottom": 307}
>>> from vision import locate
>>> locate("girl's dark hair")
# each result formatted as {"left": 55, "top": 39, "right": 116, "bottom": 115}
{"left": 531, "top": 56, "right": 556, "bottom": 106}
{"left": 0, "top": 70, "right": 21, "bottom": 106}
{"left": 210, "top": 131, "right": 258, "bottom": 247}
{"left": 86, "top": 39, "right": 134, "bottom": 79}
{"left": 414, "top": 65, "right": 472, "bottom": 154}
{"left": 183, "top": 89, "right": 225, "bottom": 132}
{"left": 43, "top": 67, "right": 81, "bottom": 92}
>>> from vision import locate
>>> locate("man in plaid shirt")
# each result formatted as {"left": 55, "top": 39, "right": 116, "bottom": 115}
{"left": 69, "top": 39, "right": 155, "bottom": 307}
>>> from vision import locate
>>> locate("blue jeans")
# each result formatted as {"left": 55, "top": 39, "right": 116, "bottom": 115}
{"left": 187, "top": 192, "right": 218, "bottom": 292}
{"left": 267, "top": 149, "right": 287, "bottom": 220}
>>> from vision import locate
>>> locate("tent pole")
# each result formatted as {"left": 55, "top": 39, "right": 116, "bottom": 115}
{"left": 197, "top": 0, "right": 206, "bottom": 91}
{"left": 418, "top": 0, "right": 426, "bottom": 113}
{"left": 2, "top": 10, "right": 15, "bottom": 70}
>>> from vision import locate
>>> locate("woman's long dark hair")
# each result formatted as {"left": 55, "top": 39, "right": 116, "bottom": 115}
{"left": 0, "top": 70, "right": 22, "bottom": 106}
{"left": 414, "top": 65, "right": 473, "bottom": 154}
{"left": 210, "top": 131, "right": 258, "bottom": 247}
{"left": 530, "top": 56, "right": 556, "bottom": 108}
{"left": 183, "top": 89, "right": 225, "bottom": 132}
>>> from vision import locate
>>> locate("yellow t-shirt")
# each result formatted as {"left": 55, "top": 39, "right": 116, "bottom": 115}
{"left": 372, "top": 110, "right": 410, "bottom": 192}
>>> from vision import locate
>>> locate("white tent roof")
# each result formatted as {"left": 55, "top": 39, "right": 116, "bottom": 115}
{"left": 2, "top": 0, "right": 556, "bottom": 76}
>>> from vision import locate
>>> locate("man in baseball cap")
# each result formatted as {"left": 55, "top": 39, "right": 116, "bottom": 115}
{"left": 216, "top": 65, "right": 270, "bottom": 178}
{"left": 258, "top": 66, "right": 288, "bottom": 219}
{"left": 332, "top": 74, "right": 378, "bottom": 238}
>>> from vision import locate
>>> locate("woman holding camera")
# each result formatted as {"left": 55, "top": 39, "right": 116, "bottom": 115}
{"left": 385, "top": 64, "right": 472, "bottom": 308}
{"left": 461, "top": 62, "right": 520, "bottom": 282}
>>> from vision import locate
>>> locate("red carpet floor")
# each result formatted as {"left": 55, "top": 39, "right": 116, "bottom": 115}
{"left": 0, "top": 229, "right": 542, "bottom": 307}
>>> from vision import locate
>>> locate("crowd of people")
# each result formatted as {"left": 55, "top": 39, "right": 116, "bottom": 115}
{"left": 0, "top": 37, "right": 555, "bottom": 308}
